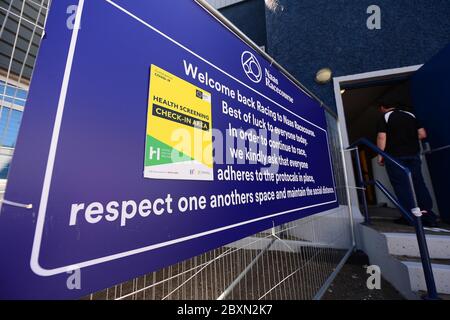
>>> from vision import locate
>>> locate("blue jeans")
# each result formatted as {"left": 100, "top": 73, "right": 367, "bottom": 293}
{"left": 385, "top": 154, "right": 436, "bottom": 221}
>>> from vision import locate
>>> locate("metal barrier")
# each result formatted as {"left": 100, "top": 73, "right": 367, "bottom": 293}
{"left": 86, "top": 207, "right": 354, "bottom": 300}
{"left": 348, "top": 138, "right": 440, "bottom": 300}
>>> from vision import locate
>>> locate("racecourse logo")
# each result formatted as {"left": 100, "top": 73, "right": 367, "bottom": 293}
{"left": 241, "top": 51, "right": 262, "bottom": 83}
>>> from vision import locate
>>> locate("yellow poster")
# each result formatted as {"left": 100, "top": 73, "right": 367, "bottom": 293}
{"left": 144, "top": 65, "right": 213, "bottom": 181}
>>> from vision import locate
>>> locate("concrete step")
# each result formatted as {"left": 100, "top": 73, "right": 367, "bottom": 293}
{"left": 358, "top": 224, "right": 450, "bottom": 299}
{"left": 398, "top": 257, "right": 450, "bottom": 295}
{"left": 384, "top": 233, "right": 450, "bottom": 259}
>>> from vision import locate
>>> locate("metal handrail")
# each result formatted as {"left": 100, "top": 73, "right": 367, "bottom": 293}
{"left": 423, "top": 144, "right": 450, "bottom": 155}
{"left": 347, "top": 138, "right": 440, "bottom": 300}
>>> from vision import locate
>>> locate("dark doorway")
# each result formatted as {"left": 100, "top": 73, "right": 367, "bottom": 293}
{"left": 340, "top": 76, "right": 440, "bottom": 217}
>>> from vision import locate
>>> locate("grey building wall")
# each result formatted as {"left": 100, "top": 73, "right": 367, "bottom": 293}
{"left": 219, "top": 0, "right": 267, "bottom": 47}
{"left": 264, "top": 0, "right": 450, "bottom": 111}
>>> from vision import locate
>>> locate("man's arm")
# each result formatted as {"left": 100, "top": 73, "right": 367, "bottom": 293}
{"left": 377, "top": 132, "right": 387, "bottom": 166}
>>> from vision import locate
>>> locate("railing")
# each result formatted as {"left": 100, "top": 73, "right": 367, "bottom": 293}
{"left": 348, "top": 138, "right": 440, "bottom": 300}
{"left": 422, "top": 142, "right": 450, "bottom": 155}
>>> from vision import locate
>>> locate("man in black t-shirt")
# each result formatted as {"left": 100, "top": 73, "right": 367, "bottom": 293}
{"left": 376, "top": 103, "right": 437, "bottom": 227}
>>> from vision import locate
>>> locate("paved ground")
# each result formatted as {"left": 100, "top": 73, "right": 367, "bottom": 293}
{"left": 322, "top": 250, "right": 404, "bottom": 300}
{"left": 325, "top": 206, "right": 450, "bottom": 300}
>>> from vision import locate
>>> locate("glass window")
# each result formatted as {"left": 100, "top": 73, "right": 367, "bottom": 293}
{"left": 0, "top": 81, "right": 27, "bottom": 179}
{"left": 0, "top": 80, "right": 28, "bottom": 108}
{"left": 0, "top": 107, "right": 23, "bottom": 148}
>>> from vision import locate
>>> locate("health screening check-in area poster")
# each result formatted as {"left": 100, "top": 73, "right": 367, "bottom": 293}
{"left": 0, "top": 0, "right": 338, "bottom": 299}
{"left": 145, "top": 65, "right": 213, "bottom": 181}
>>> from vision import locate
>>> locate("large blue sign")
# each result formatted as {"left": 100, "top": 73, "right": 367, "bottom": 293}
{"left": 0, "top": 0, "right": 337, "bottom": 299}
